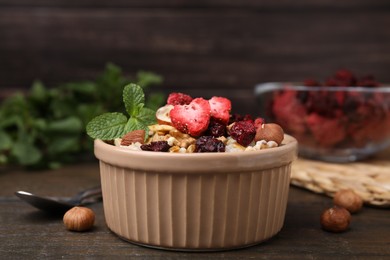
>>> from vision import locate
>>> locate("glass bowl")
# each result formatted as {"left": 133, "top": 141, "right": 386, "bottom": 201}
{"left": 255, "top": 82, "right": 390, "bottom": 162}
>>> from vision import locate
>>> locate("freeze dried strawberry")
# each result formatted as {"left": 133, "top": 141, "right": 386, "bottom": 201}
{"left": 209, "top": 96, "right": 231, "bottom": 124}
{"left": 170, "top": 98, "right": 211, "bottom": 137}
{"left": 272, "top": 90, "right": 307, "bottom": 135}
{"left": 167, "top": 92, "right": 193, "bottom": 105}
{"left": 306, "top": 113, "right": 346, "bottom": 147}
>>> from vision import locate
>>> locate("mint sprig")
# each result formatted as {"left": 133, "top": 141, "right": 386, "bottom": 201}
{"left": 86, "top": 84, "right": 156, "bottom": 140}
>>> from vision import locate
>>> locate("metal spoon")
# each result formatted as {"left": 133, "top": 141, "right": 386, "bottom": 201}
{"left": 15, "top": 186, "right": 102, "bottom": 215}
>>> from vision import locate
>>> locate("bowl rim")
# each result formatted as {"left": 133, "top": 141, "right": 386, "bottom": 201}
{"left": 255, "top": 82, "right": 390, "bottom": 96}
{"left": 94, "top": 135, "right": 298, "bottom": 174}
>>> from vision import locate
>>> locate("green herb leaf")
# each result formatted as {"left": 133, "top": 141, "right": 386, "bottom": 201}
{"left": 123, "top": 84, "right": 145, "bottom": 116}
{"left": 86, "top": 112, "right": 128, "bottom": 140}
{"left": 11, "top": 141, "right": 42, "bottom": 166}
{"left": 47, "top": 136, "right": 81, "bottom": 154}
{"left": 0, "top": 131, "right": 12, "bottom": 150}
{"left": 47, "top": 117, "right": 83, "bottom": 134}
{"left": 136, "top": 107, "right": 157, "bottom": 126}
{"left": 136, "top": 71, "right": 163, "bottom": 89}
{"left": 125, "top": 117, "right": 150, "bottom": 136}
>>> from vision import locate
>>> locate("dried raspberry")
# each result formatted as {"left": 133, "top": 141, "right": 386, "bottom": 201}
{"left": 272, "top": 90, "right": 307, "bottom": 135}
{"left": 167, "top": 92, "right": 193, "bottom": 105}
{"left": 304, "top": 79, "right": 321, "bottom": 87}
{"left": 229, "top": 114, "right": 253, "bottom": 124}
{"left": 141, "top": 141, "right": 171, "bottom": 152}
{"left": 306, "top": 113, "right": 346, "bottom": 147}
{"left": 206, "top": 119, "right": 226, "bottom": 137}
{"left": 306, "top": 92, "right": 339, "bottom": 117}
{"left": 334, "top": 69, "right": 357, "bottom": 86}
{"left": 254, "top": 117, "right": 265, "bottom": 129}
{"left": 194, "top": 136, "right": 225, "bottom": 153}
{"left": 357, "top": 75, "right": 380, "bottom": 87}
{"left": 228, "top": 121, "right": 256, "bottom": 146}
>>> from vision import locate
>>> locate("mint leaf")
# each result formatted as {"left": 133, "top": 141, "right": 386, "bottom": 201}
{"left": 11, "top": 141, "right": 42, "bottom": 166}
{"left": 86, "top": 82, "right": 158, "bottom": 141}
{"left": 123, "top": 84, "right": 144, "bottom": 116}
{"left": 136, "top": 71, "right": 163, "bottom": 89}
{"left": 0, "top": 131, "right": 12, "bottom": 150}
{"left": 125, "top": 117, "right": 150, "bottom": 135}
{"left": 47, "top": 117, "right": 83, "bottom": 134}
{"left": 136, "top": 107, "right": 157, "bottom": 126}
{"left": 86, "top": 112, "right": 127, "bottom": 139}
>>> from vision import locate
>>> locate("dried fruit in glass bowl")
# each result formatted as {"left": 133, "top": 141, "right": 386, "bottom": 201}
{"left": 255, "top": 69, "right": 390, "bottom": 162}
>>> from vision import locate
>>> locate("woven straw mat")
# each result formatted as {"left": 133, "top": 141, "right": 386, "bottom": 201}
{"left": 291, "top": 154, "right": 390, "bottom": 208}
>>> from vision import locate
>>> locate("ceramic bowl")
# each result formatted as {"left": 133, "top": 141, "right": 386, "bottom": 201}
{"left": 255, "top": 82, "right": 390, "bottom": 162}
{"left": 94, "top": 135, "right": 297, "bottom": 251}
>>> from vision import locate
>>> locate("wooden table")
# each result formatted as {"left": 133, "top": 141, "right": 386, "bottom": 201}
{"left": 1, "top": 161, "right": 389, "bottom": 259}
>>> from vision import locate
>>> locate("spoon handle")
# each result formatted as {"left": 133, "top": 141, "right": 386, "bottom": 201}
{"left": 69, "top": 186, "right": 102, "bottom": 205}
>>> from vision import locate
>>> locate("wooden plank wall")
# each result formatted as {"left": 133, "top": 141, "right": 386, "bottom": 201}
{"left": 1, "top": 0, "right": 390, "bottom": 114}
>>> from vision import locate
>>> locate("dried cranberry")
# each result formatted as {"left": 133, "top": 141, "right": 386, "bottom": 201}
{"left": 195, "top": 136, "right": 225, "bottom": 153}
{"left": 141, "top": 141, "right": 171, "bottom": 152}
{"left": 228, "top": 121, "right": 256, "bottom": 146}
{"left": 206, "top": 119, "right": 226, "bottom": 137}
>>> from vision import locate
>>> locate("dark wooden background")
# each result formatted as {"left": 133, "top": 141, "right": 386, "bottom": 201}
{"left": 1, "top": 0, "right": 390, "bottom": 114}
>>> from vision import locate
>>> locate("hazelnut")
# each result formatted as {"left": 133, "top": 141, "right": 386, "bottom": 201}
{"left": 333, "top": 189, "right": 363, "bottom": 213}
{"left": 320, "top": 206, "right": 351, "bottom": 233}
{"left": 63, "top": 206, "right": 95, "bottom": 232}
{"left": 254, "top": 123, "right": 284, "bottom": 145}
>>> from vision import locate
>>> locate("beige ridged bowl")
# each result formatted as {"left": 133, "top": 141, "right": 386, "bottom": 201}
{"left": 94, "top": 135, "right": 297, "bottom": 251}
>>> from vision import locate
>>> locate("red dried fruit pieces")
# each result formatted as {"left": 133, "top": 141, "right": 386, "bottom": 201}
{"left": 170, "top": 98, "right": 211, "bottom": 137}
{"left": 141, "top": 141, "right": 171, "bottom": 152}
{"left": 194, "top": 136, "right": 225, "bottom": 153}
{"left": 306, "top": 113, "right": 346, "bottom": 148}
{"left": 209, "top": 96, "right": 232, "bottom": 124}
{"left": 304, "top": 69, "right": 381, "bottom": 88}
{"left": 206, "top": 119, "right": 227, "bottom": 137}
{"left": 167, "top": 92, "right": 193, "bottom": 106}
{"left": 228, "top": 120, "right": 256, "bottom": 147}
{"left": 272, "top": 90, "right": 307, "bottom": 135}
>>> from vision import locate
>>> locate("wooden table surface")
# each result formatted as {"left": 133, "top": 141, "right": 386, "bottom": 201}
{"left": 1, "top": 160, "right": 389, "bottom": 259}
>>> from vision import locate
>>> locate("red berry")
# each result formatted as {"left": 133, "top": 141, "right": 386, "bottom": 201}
{"left": 229, "top": 114, "right": 253, "bottom": 124}
{"left": 228, "top": 120, "right": 256, "bottom": 146}
{"left": 195, "top": 136, "right": 225, "bottom": 153}
{"left": 254, "top": 117, "right": 265, "bottom": 129}
{"left": 167, "top": 92, "right": 193, "bottom": 105}
{"left": 306, "top": 113, "right": 346, "bottom": 147}
{"left": 209, "top": 96, "right": 232, "bottom": 124}
{"left": 141, "top": 141, "right": 171, "bottom": 152}
{"left": 206, "top": 119, "right": 227, "bottom": 137}
{"left": 170, "top": 98, "right": 211, "bottom": 137}
{"left": 304, "top": 79, "right": 321, "bottom": 87}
